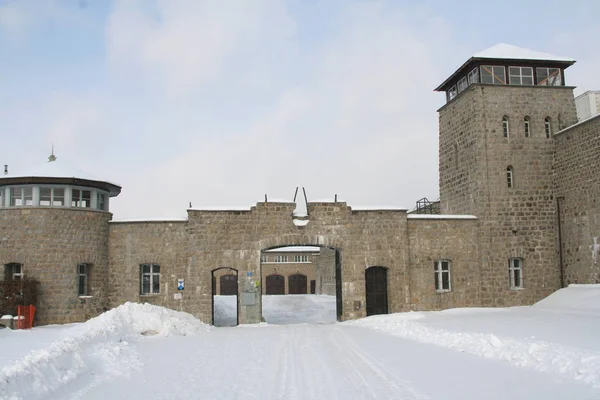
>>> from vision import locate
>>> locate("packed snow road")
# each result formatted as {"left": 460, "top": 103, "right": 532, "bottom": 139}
{"left": 57, "top": 323, "right": 596, "bottom": 400}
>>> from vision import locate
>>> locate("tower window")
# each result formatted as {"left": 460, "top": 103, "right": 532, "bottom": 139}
{"left": 536, "top": 68, "right": 562, "bottom": 86}
{"left": 509, "top": 258, "right": 523, "bottom": 289}
{"left": 78, "top": 263, "right": 90, "bottom": 296}
{"left": 481, "top": 65, "right": 506, "bottom": 85}
{"left": 544, "top": 117, "right": 552, "bottom": 138}
{"left": 509, "top": 66, "right": 534, "bottom": 85}
{"left": 4, "top": 263, "right": 23, "bottom": 281}
{"left": 10, "top": 187, "right": 33, "bottom": 207}
{"left": 457, "top": 77, "right": 468, "bottom": 93}
{"left": 524, "top": 116, "right": 531, "bottom": 138}
{"left": 507, "top": 166, "right": 514, "bottom": 188}
{"left": 467, "top": 67, "right": 479, "bottom": 85}
{"left": 40, "top": 187, "right": 65, "bottom": 207}
{"left": 502, "top": 116, "right": 510, "bottom": 137}
{"left": 447, "top": 85, "right": 458, "bottom": 101}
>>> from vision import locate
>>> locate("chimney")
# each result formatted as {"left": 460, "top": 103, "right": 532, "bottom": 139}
{"left": 3, "top": 165, "right": 7, "bottom": 175}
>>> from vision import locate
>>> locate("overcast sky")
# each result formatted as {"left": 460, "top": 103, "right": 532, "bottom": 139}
{"left": 1, "top": 0, "right": 599, "bottom": 219}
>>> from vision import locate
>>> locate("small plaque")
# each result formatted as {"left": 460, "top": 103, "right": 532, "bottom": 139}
{"left": 174, "top": 293, "right": 183, "bottom": 300}
{"left": 241, "top": 292, "right": 256, "bottom": 306}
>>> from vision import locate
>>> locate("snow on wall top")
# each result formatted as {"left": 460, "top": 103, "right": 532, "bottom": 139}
{"left": 0, "top": 160, "right": 120, "bottom": 188}
{"left": 265, "top": 246, "right": 320, "bottom": 253}
{"left": 473, "top": 43, "right": 575, "bottom": 62}
{"left": 407, "top": 214, "right": 477, "bottom": 220}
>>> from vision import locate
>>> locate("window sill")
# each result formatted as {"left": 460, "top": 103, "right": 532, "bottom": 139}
{"left": 510, "top": 287, "right": 525, "bottom": 291}
{"left": 435, "top": 290, "right": 452, "bottom": 294}
{"left": 140, "top": 293, "right": 161, "bottom": 297}
{"left": 78, "top": 296, "right": 93, "bottom": 299}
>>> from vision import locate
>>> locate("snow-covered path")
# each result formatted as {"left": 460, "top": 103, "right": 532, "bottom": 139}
{"left": 55, "top": 323, "right": 597, "bottom": 400}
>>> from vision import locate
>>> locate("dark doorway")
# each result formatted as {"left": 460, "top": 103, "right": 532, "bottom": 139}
{"left": 310, "top": 280, "right": 316, "bottom": 294}
{"left": 220, "top": 274, "right": 237, "bottom": 295}
{"left": 335, "top": 249, "right": 343, "bottom": 320}
{"left": 365, "top": 266, "right": 388, "bottom": 316}
{"left": 266, "top": 274, "right": 285, "bottom": 295}
{"left": 288, "top": 274, "right": 307, "bottom": 294}
{"left": 211, "top": 267, "right": 239, "bottom": 327}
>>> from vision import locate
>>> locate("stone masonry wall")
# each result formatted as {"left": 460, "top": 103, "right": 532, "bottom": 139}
{"left": 0, "top": 208, "right": 111, "bottom": 325}
{"left": 554, "top": 114, "right": 600, "bottom": 283}
{"left": 407, "top": 217, "right": 481, "bottom": 310}
{"left": 312, "top": 246, "right": 336, "bottom": 295}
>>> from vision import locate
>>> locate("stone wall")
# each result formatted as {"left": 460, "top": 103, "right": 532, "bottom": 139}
{"left": 554, "top": 114, "right": 600, "bottom": 283}
{"left": 0, "top": 208, "right": 111, "bottom": 324}
{"left": 313, "top": 246, "right": 336, "bottom": 295}
{"left": 407, "top": 217, "right": 480, "bottom": 310}
{"left": 107, "top": 220, "right": 192, "bottom": 316}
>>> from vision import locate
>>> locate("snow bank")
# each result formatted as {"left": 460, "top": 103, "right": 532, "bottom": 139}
{"left": 349, "top": 287, "right": 600, "bottom": 387}
{"left": 534, "top": 284, "right": 600, "bottom": 314}
{"left": 0, "top": 303, "right": 210, "bottom": 400}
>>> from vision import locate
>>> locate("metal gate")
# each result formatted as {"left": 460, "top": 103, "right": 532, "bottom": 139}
{"left": 365, "top": 266, "right": 388, "bottom": 316}
{"left": 288, "top": 274, "right": 307, "bottom": 294}
{"left": 266, "top": 274, "right": 285, "bottom": 295}
{"left": 220, "top": 274, "right": 238, "bottom": 295}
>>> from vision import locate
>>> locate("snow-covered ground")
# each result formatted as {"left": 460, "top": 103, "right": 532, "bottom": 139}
{"left": 1, "top": 287, "right": 600, "bottom": 399}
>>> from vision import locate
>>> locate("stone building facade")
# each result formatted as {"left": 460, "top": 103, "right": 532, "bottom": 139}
{"left": 1, "top": 44, "right": 599, "bottom": 326}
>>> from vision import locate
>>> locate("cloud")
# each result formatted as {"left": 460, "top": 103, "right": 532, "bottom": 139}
{"left": 107, "top": 1, "right": 450, "bottom": 218}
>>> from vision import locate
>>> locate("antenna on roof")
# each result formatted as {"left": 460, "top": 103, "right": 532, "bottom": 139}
{"left": 48, "top": 144, "right": 57, "bottom": 162}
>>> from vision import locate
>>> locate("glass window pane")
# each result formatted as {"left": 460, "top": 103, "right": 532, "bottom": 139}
{"left": 40, "top": 188, "right": 52, "bottom": 206}
{"left": 494, "top": 67, "right": 506, "bottom": 84}
{"left": 434, "top": 272, "right": 439, "bottom": 289}
{"left": 152, "top": 274, "right": 160, "bottom": 293}
{"left": 142, "top": 275, "right": 150, "bottom": 294}
{"left": 142, "top": 264, "right": 150, "bottom": 273}
{"left": 481, "top": 66, "right": 494, "bottom": 84}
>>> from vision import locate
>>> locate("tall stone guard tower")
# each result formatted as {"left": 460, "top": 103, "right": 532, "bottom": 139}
{"left": 435, "top": 44, "right": 578, "bottom": 306}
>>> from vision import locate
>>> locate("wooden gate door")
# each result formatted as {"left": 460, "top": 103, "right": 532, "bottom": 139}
{"left": 220, "top": 274, "right": 238, "bottom": 295}
{"left": 266, "top": 274, "right": 285, "bottom": 295}
{"left": 310, "top": 280, "right": 316, "bottom": 294}
{"left": 365, "top": 267, "right": 388, "bottom": 316}
{"left": 288, "top": 274, "right": 307, "bottom": 294}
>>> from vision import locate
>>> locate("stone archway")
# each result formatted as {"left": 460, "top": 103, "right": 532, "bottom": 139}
{"left": 211, "top": 267, "right": 238, "bottom": 327}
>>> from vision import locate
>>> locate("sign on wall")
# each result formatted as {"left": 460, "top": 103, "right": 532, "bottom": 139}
{"left": 177, "top": 279, "right": 185, "bottom": 290}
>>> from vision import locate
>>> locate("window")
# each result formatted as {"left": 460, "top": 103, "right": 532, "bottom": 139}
{"left": 507, "top": 166, "right": 514, "bottom": 188}
{"left": 77, "top": 263, "right": 90, "bottom": 296}
{"left": 544, "top": 117, "right": 552, "bottom": 138}
{"left": 4, "top": 263, "right": 23, "bottom": 281}
{"left": 524, "top": 116, "right": 531, "bottom": 138}
{"left": 509, "top": 258, "right": 523, "bottom": 289}
{"left": 536, "top": 67, "right": 562, "bottom": 86}
{"left": 40, "top": 187, "right": 65, "bottom": 207}
{"left": 97, "top": 192, "right": 106, "bottom": 211}
{"left": 274, "top": 255, "right": 288, "bottom": 263}
{"left": 260, "top": 255, "right": 268, "bottom": 263}
{"left": 502, "top": 116, "right": 510, "bottom": 137}
{"left": 0, "top": 189, "right": 4, "bottom": 207}
{"left": 434, "top": 260, "right": 451, "bottom": 292}
{"left": 457, "top": 77, "right": 468, "bottom": 93}
{"left": 72, "top": 188, "right": 92, "bottom": 208}
{"left": 508, "top": 66, "right": 533, "bottom": 85}
{"left": 294, "top": 255, "right": 309, "bottom": 263}
{"left": 447, "top": 85, "right": 458, "bottom": 101}
{"left": 140, "top": 264, "right": 160, "bottom": 295}
{"left": 467, "top": 67, "right": 479, "bottom": 85}
{"left": 10, "top": 187, "right": 33, "bottom": 206}
{"left": 480, "top": 65, "right": 506, "bottom": 84}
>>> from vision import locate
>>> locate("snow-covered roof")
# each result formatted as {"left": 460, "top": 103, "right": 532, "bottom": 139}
{"left": 0, "top": 160, "right": 121, "bottom": 196}
{"left": 110, "top": 217, "right": 188, "bottom": 223}
{"left": 351, "top": 205, "right": 408, "bottom": 211}
{"left": 473, "top": 43, "right": 574, "bottom": 62}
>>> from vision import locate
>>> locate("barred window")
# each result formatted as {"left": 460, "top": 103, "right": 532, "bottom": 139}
{"left": 141, "top": 264, "right": 161, "bottom": 295}
{"left": 507, "top": 166, "right": 514, "bottom": 188}
{"left": 4, "top": 263, "right": 23, "bottom": 281}
{"left": 274, "top": 255, "right": 288, "bottom": 263}
{"left": 434, "top": 260, "right": 451, "bottom": 292}
{"left": 544, "top": 117, "right": 552, "bottom": 138}
{"left": 502, "top": 116, "right": 510, "bottom": 138}
{"left": 524, "top": 116, "right": 531, "bottom": 138}
{"left": 78, "top": 263, "right": 90, "bottom": 296}
{"left": 294, "top": 255, "right": 309, "bottom": 263}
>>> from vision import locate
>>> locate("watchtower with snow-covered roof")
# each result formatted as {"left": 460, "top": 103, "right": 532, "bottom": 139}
{"left": 435, "top": 44, "right": 578, "bottom": 307}
{"left": 0, "top": 154, "right": 121, "bottom": 324}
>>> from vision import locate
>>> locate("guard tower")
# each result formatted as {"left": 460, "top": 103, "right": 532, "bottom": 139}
{"left": 0, "top": 153, "right": 121, "bottom": 324}
{"left": 435, "top": 44, "right": 578, "bottom": 306}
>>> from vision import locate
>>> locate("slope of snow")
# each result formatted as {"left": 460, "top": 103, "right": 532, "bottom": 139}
{"left": 349, "top": 285, "right": 600, "bottom": 387}
{"left": 0, "top": 302, "right": 210, "bottom": 400}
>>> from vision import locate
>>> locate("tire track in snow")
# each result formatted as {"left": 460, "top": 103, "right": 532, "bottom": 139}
{"left": 326, "top": 326, "right": 430, "bottom": 400}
